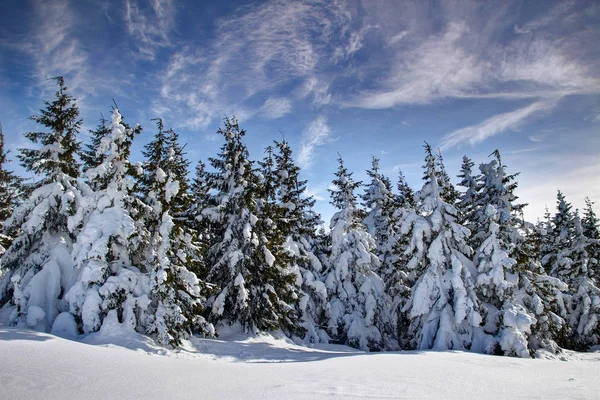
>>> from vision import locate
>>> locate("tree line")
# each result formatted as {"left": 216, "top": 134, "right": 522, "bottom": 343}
{"left": 0, "top": 78, "right": 598, "bottom": 357}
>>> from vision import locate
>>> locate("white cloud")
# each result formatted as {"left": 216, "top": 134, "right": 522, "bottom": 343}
{"left": 439, "top": 99, "right": 558, "bottom": 150}
{"left": 125, "top": 0, "right": 176, "bottom": 59}
{"left": 259, "top": 97, "right": 292, "bottom": 119}
{"left": 155, "top": 0, "right": 357, "bottom": 129}
{"left": 14, "top": 0, "right": 92, "bottom": 99}
{"left": 298, "top": 115, "right": 331, "bottom": 170}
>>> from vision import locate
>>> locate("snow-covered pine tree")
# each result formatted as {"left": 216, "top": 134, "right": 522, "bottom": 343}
{"left": 402, "top": 143, "right": 482, "bottom": 351}
{"left": 361, "top": 156, "right": 405, "bottom": 349}
{"left": 582, "top": 198, "right": 600, "bottom": 281}
{"left": 324, "top": 154, "right": 383, "bottom": 351}
{"left": 435, "top": 149, "right": 460, "bottom": 205}
{"left": 456, "top": 155, "right": 480, "bottom": 233}
{"left": 187, "top": 160, "right": 213, "bottom": 279}
{"left": 203, "top": 117, "right": 301, "bottom": 334}
{"left": 270, "top": 138, "right": 328, "bottom": 343}
{"left": 473, "top": 202, "right": 533, "bottom": 357}
{"left": 80, "top": 115, "right": 110, "bottom": 190}
{"left": 140, "top": 120, "right": 213, "bottom": 345}
{"left": 543, "top": 190, "right": 576, "bottom": 279}
{"left": 0, "top": 77, "right": 84, "bottom": 332}
{"left": 65, "top": 107, "right": 150, "bottom": 336}
{"left": 396, "top": 169, "right": 415, "bottom": 209}
{"left": 362, "top": 156, "right": 396, "bottom": 265}
{"left": 562, "top": 212, "right": 600, "bottom": 350}
{"left": 0, "top": 125, "right": 24, "bottom": 260}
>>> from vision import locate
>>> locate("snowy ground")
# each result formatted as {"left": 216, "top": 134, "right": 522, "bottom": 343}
{"left": 1, "top": 308, "right": 599, "bottom": 400}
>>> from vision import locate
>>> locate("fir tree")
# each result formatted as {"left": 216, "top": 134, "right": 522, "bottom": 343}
{"left": 456, "top": 155, "right": 480, "bottom": 232}
{"left": 203, "top": 117, "right": 301, "bottom": 334}
{"left": 563, "top": 213, "right": 600, "bottom": 349}
{"left": 0, "top": 77, "right": 84, "bottom": 331}
{"left": 362, "top": 156, "right": 396, "bottom": 266}
{"left": 435, "top": 149, "right": 460, "bottom": 205}
{"left": 272, "top": 139, "right": 328, "bottom": 343}
{"left": 141, "top": 120, "right": 213, "bottom": 345}
{"left": 543, "top": 190, "right": 575, "bottom": 279}
{"left": 0, "top": 125, "right": 24, "bottom": 257}
{"left": 81, "top": 115, "right": 110, "bottom": 189}
{"left": 324, "top": 154, "right": 383, "bottom": 350}
{"left": 402, "top": 143, "right": 482, "bottom": 351}
{"left": 66, "top": 108, "right": 150, "bottom": 335}
{"left": 582, "top": 198, "right": 600, "bottom": 281}
{"left": 396, "top": 169, "right": 415, "bottom": 209}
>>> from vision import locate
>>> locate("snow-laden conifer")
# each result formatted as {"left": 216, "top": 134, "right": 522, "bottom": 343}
{"left": 324, "top": 154, "right": 383, "bottom": 350}
{"left": 0, "top": 77, "right": 84, "bottom": 331}
{"left": 582, "top": 198, "right": 600, "bottom": 281}
{"left": 271, "top": 139, "right": 328, "bottom": 343}
{"left": 65, "top": 108, "right": 150, "bottom": 335}
{"left": 403, "top": 143, "right": 482, "bottom": 351}
{"left": 203, "top": 117, "right": 300, "bottom": 334}
{"left": 141, "top": 120, "right": 213, "bottom": 345}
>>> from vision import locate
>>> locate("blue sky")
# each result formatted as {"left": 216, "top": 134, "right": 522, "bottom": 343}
{"left": 1, "top": 0, "right": 599, "bottom": 224}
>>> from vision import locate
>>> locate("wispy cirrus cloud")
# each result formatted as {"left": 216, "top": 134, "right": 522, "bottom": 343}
{"left": 259, "top": 97, "right": 292, "bottom": 119}
{"left": 154, "top": 0, "right": 357, "bottom": 129}
{"left": 297, "top": 115, "right": 331, "bottom": 170}
{"left": 125, "top": 0, "right": 176, "bottom": 59}
{"left": 12, "top": 0, "right": 91, "bottom": 98}
{"left": 440, "top": 99, "right": 558, "bottom": 150}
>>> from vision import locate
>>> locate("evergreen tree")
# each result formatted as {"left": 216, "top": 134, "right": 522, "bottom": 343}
{"left": 582, "top": 198, "right": 600, "bottom": 281}
{"left": 456, "top": 155, "right": 480, "bottom": 232}
{"left": 81, "top": 115, "right": 110, "bottom": 189}
{"left": 0, "top": 125, "right": 24, "bottom": 258}
{"left": 402, "top": 143, "right": 482, "bottom": 351}
{"left": 362, "top": 156, "right": 396, "bottom": 267}
{"left": 543, "top": 190, "right": 576, "bottom": 279}
{"left": 563, "top": 213, "right": 600, "bottom": 349}
{"left": 435, "top": 149, "right": 460, "bottom": 205}
{"left": 396, "top": 169, "right": 415, "bottom": 209}
{"left": 203, "top": 117, "right": 301, "bottom": 334}
{"left": 139, "top": 120, "right": 213, "bottom": 345}
{"left": 0, "top": 77, "right": 84, "bottom": 331}
{"left": 66, "top": 108, "right": 150, "bottom": 335}
{"left": 324, "top": 155, "right": 382, "bottom": 350}
{"left": 187, "top": 160, "right": 212, "bottom": 279}
{"left": 271, "top": 139, "right": 328, "bottom": 343}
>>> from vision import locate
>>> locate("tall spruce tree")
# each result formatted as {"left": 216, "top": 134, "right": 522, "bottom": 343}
{"left": 0, "top": 125, "right": 24, "bottom": 259}
{"left": 456, "top": 155, "right": 480, "bottom": 233}
{"left": 324, "top": 154, "right": 383, "bottom": 350}
{"left": 543, "top": 190, "right": 576, "bottom": 278}
{"left": 582, "top": 198, "right": 600, "bottom": 281}
{"left": 66, "top": 108, "right": 150, "bottom": 335}
{"left": 140, "top": 120, "right": 213, "bottom": 345}
{"left": 435, "top": 149, "right": 460, "bottom": 205}
{"left": 271, "top": 139, "right": 328, "bottom": 343}
{"left": 203, "top": 117, "right": 301, "bottom": 334}
{"left": 402, "top": 143, "right": 482, "bottom": 351}
{"left": 0, "top": 77, "right": 84, "bottom": 331}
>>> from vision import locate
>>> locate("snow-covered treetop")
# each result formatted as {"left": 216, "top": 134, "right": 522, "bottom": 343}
{"left": 18, "top": 76, "right": 82, "bottom": 182}
{"left": 329, "top": 154, "right": 361, "bottom": 213}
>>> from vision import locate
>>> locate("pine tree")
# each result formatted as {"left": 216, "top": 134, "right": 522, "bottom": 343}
{"left": 543, "top": 190, "right": 575, "bottom": 279}
{"left": 582, "top": 198, "right": 600, "bottom": 281}
{"left": 66, "top": 108, "right": 150, "bottom": 335}
{"left": 396, "top": 169, "right": 415, "bottom": 209}
{"left": 456, "top": 155, "right": 480, "bottom": 232}
{"left": 562, "top": 212, "right": 600, "bottom": 349}
{"left": 324, "top": 154, "right": 383, "bottom": 350}
{"left": 0, "top": 125, "right": 24, "bottom": 258}
{"left": 362, "top": 156, "right": 396, "bottom": 267}
{"left": 402, "top": 143, "right": 482, "bottom": 351}
{"left": 81, "top": 115, "right": 110, "bottom": 190}
{"left": 0, "top": 77, "right": 84, "bottom": 331}
{"left": 271, "top": 139, "right": 328, "bottom": 343}
{"left": 203, "top": 117, "right": 301, "bottom": 334}
{"left": 137, "top": 120, "right": 213, "bottom": 345}
{"left": 435, "top": 149, "right": 460, "bottom": 205}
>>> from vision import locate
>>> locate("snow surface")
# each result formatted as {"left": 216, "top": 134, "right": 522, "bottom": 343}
{"left": 1, "top": 312, "right": 599, "bottom": 400}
